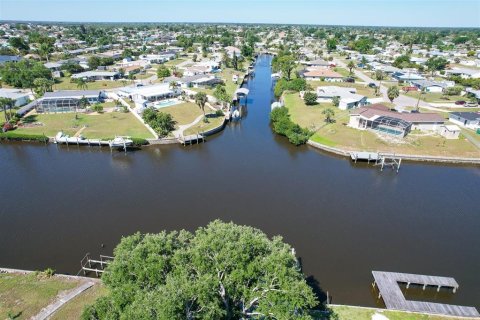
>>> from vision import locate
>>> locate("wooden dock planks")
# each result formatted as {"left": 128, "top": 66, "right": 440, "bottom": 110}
{"left": 372, "top": 271, "right": 479, "bottom": 318}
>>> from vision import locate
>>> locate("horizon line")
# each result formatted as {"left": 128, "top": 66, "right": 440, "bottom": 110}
{"left": 1, "top": 19, "right": 479, "bottom": 29}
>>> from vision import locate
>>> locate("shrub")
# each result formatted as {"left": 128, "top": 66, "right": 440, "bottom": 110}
{"left": 130, "top": 137, "right": 149, "bottom": 146}
{"left": 303, "top": 92, "right": 318, "bottom": 105}
{"left": 270, "top": 107, "right": 312, "bottom": 145}
{"left": 444, "top": 86, "right": 463, "bottom": 96}
{"left": 274, "top": 78, "right": 308, "bottom": 97}
{"left": 91, "top": 103, "right": 104, "bottom": 113}
{"left": 0, "top": 131, "right": 49, "bottom": 143}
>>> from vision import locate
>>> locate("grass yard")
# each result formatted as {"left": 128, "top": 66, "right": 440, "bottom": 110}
{"left": 15, "top": 111, "right": 154, "bottom": 139}
{"left": 307, "top": 81, "right": 377, "bottom": 98}
{"left": 328, "top": 305, "right": 469, "bottom": 320}
{"left": 311, "top": 121, "right": 479, "bottom": 157}
{"left": 54, "top": 77, "right": 126, "bottom": 90}
{"left": 403, "top": 91, "right": 465, "bottom": 103}
{"left": 284, "top": 92, "right": 347, "bottom": 131}
{"left": 184, "top": 113, "right": 225, "bottom": 135}
{"left": 159, "top": 102, "right": 203, "bottom": 126}
{"left": 219, "top": 68, "right": 244, "bottom": 97}
{"left": 190, "top": 87, "right": 215, "bottom": 96}
{"left": 284, "top": 93, "right": 480, "bottom": 158}
{"left": 163, "top": 58, "right": 187, "bottom": 67}
{"left": 50, "top": 283, "right": 108, "bottom": 320}
{"left": 0, "top": 272, "right": 80, "bottom": 320}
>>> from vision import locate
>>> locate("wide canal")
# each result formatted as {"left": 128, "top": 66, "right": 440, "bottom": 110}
{"left": 0, "top": 55, "right": 479, "bottom": 308}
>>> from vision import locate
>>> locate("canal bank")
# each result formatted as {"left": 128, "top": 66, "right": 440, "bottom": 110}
{"left": 1, "top": 55, "right": 479, "bottom": 310}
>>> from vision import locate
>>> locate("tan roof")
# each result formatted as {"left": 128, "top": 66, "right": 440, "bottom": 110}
{"left": 352, "top": 105, "right": 445, "bottom": 123}
{"left": 304, "top": 68, "right": 342, "bottom": 78}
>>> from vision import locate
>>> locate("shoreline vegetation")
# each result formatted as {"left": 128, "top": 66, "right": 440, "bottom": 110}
{"left": 0, "top": 269, "right": 471, "bottom": 320}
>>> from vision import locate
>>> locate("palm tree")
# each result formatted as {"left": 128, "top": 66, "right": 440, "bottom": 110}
{"left": 194, "top": 92, "right": 208, "bottom": 119}
{"left": 387, "top": 86, "right": 400, "bottom": 103}
{"left": 169, "top": 81, "right": 178, "bottom": 91}
{"left": 322, "top": 108, "right": 335, "bottom": 123}
{"left": 76, "top": 78, "right": 88, "bottom": 90}
{"left": 347, "top": 60, "right": 356, "bottom": 75}
{"left": 0, "top": 97, "right": 15, "bottom": 122}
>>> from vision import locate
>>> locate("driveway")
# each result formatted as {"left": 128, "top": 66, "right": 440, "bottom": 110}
{"left": 333, "top": 59, "right": 432, "bottom": 111}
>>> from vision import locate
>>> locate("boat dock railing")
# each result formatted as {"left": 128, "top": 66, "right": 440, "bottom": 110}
{"left": 78, "top": 253, "right": 114, "bottom": 277}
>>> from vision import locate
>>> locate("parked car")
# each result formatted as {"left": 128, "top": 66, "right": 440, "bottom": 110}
{"left": 466, "top": 102, "right": 478, "bottom": 107}
{"left": 345, "top": 77, "right": 355, "bottom": 83}
{"left": 368, "top": 82, "right": 377, "bottom": 88}
{"left": 455, "top": 100, "right": 466, "bottom": 105}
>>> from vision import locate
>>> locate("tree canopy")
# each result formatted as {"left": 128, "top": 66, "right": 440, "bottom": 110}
{"left": 82, "top": 220, "right": 317, "bottom": 319}
{"left": 0, "top": 59, "right": 52, "bottom": 89}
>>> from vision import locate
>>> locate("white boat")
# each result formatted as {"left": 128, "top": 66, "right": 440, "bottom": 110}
{"left": 109, "top": 136, "right": 134, "bottom": 148}
{"left": 271, "top": 73, "right": 281, "bottom": 79}
{"left": 232, "top": 109, "right": 241, "bottom": 119}
{"left": 54, "top": 132, "right": 133, "bottom": 148}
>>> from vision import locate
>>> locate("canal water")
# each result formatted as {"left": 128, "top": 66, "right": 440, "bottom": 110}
{"left": 1, "top": 55, "right": 479, "bottom": 308}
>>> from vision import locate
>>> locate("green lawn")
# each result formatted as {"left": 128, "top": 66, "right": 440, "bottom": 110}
{"left": 163, "top": 58, "right": 187, "bottom": 67}
{"left": 0, "top": 272, "right": 80, "bottom": 320}
{"left": 403, "top": 91, "right": 465, "bottom": 103}
{"left": 328, "top": 305, "right": 470, "bottom": 320}
{"left": 184, "top": 113, "right": 225, "bottom": 135}
{"left": 50, "top": 283, "right": 108, "bottom": 320}
{"left": 283, "top": 93, "right": 480, "bottom": 158}
{"left": 15, "top": 111, "right": 154, "bottom": 139}
{"left": 54, "top": 77, "right": 126, "bottom": 90}
{"left": 219, "top": 68, "right": 244, "bottom": 97}
{"left": 159, "top": 102, "right": 203, "bottom": 126}
{"left": 283, "top": 92, "right": 347, "bottom": 131}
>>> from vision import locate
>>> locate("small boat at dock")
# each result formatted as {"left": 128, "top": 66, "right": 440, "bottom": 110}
{"left": 54, "top": 132, "right": 133, "bottom": 149}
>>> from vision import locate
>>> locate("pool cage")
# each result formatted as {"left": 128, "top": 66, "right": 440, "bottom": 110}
{"left": 36, "top": 98, "right": 85, "bottom": 113}
{"left": 370, "top": 116, "right": 411, "bottom": 137}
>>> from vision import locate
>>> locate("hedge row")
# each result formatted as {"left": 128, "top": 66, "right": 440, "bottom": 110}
{"left": 0, "top": 131, "right": 49, "bottom": 143}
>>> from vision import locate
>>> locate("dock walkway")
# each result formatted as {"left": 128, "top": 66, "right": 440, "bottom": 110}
{"left": 372, "top": 271, "right": 479, "bottom": 318}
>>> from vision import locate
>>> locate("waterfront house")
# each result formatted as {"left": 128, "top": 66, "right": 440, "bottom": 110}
{"left": 301, "top": 68, "right": 343, "bottom": 82}
{"left": 449, "top": 112, "right": 480, "bottom": 129}
{"left": 349, "top": 104, "right": 445, "bottom": 136}
{"left": 117, "top": 83, "right": 181, "bottom": 107}
{"left": 316, "top": 86, "right": 368, "bottom": 110}
{"left": 36, "top": 90, "right": 104, "bottom": 113}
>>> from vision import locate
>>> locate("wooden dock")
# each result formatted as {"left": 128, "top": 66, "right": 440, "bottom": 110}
{"left": 372, "top": 271, "right": 479, "bottom": 318}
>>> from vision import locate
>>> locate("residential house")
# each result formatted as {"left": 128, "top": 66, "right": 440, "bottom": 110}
{"left": 349, "top": 104, "right": 445, "bottom": 136}
{"left": 449, "top": 112, "right": 480, "bottom": 129}
{"left": 301, "top": 68, "right": 343, "bottom": 82}
{"left": 36, "top": 90, "right": 104, "bottom": 113}
{"left": 445, "top": 68, "right": 480, "bottom": 79}
{"left": 0, "top": 55, "right": 21, "bottom": 65}
{"left": 316, "top": 86, "right": 368, "bottom": 110}
{"left": 71, "top": 71, "right": 120, "bottom": 81}
{"left": 411, "top": 80, "right": 454, "bottom": 93}
{"left": 0, "top": 88, "right": 33, "bottom": 107}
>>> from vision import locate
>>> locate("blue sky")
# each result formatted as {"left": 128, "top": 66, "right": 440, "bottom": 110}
{"left": 1, "top": 0, "right": 479, "bottom": 27}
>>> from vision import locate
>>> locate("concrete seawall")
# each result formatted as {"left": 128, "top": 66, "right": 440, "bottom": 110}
{"left": 307, "top": 140, "right": 480, "bottom": 165}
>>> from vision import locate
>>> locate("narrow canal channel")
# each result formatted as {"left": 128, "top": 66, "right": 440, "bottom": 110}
{"left": 0, "top": 55, "right": 479, "bottom": 308}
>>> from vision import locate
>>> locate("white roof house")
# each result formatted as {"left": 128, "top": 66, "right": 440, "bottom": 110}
{"left": 316, "top": 86, "right": 368, "bottom": 110}
{"left": 0, "top": 88, "right": 33, "bottom": 107}
{"left": 118, "top": 83, "right": 181, "bottom": 105}
{"left": 71, "top": 71, "right": 120, "bottom": 81}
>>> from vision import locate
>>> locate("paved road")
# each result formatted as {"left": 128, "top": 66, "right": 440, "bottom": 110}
{"left": 334, "top": 59, "right": 432, "bottom": 111}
